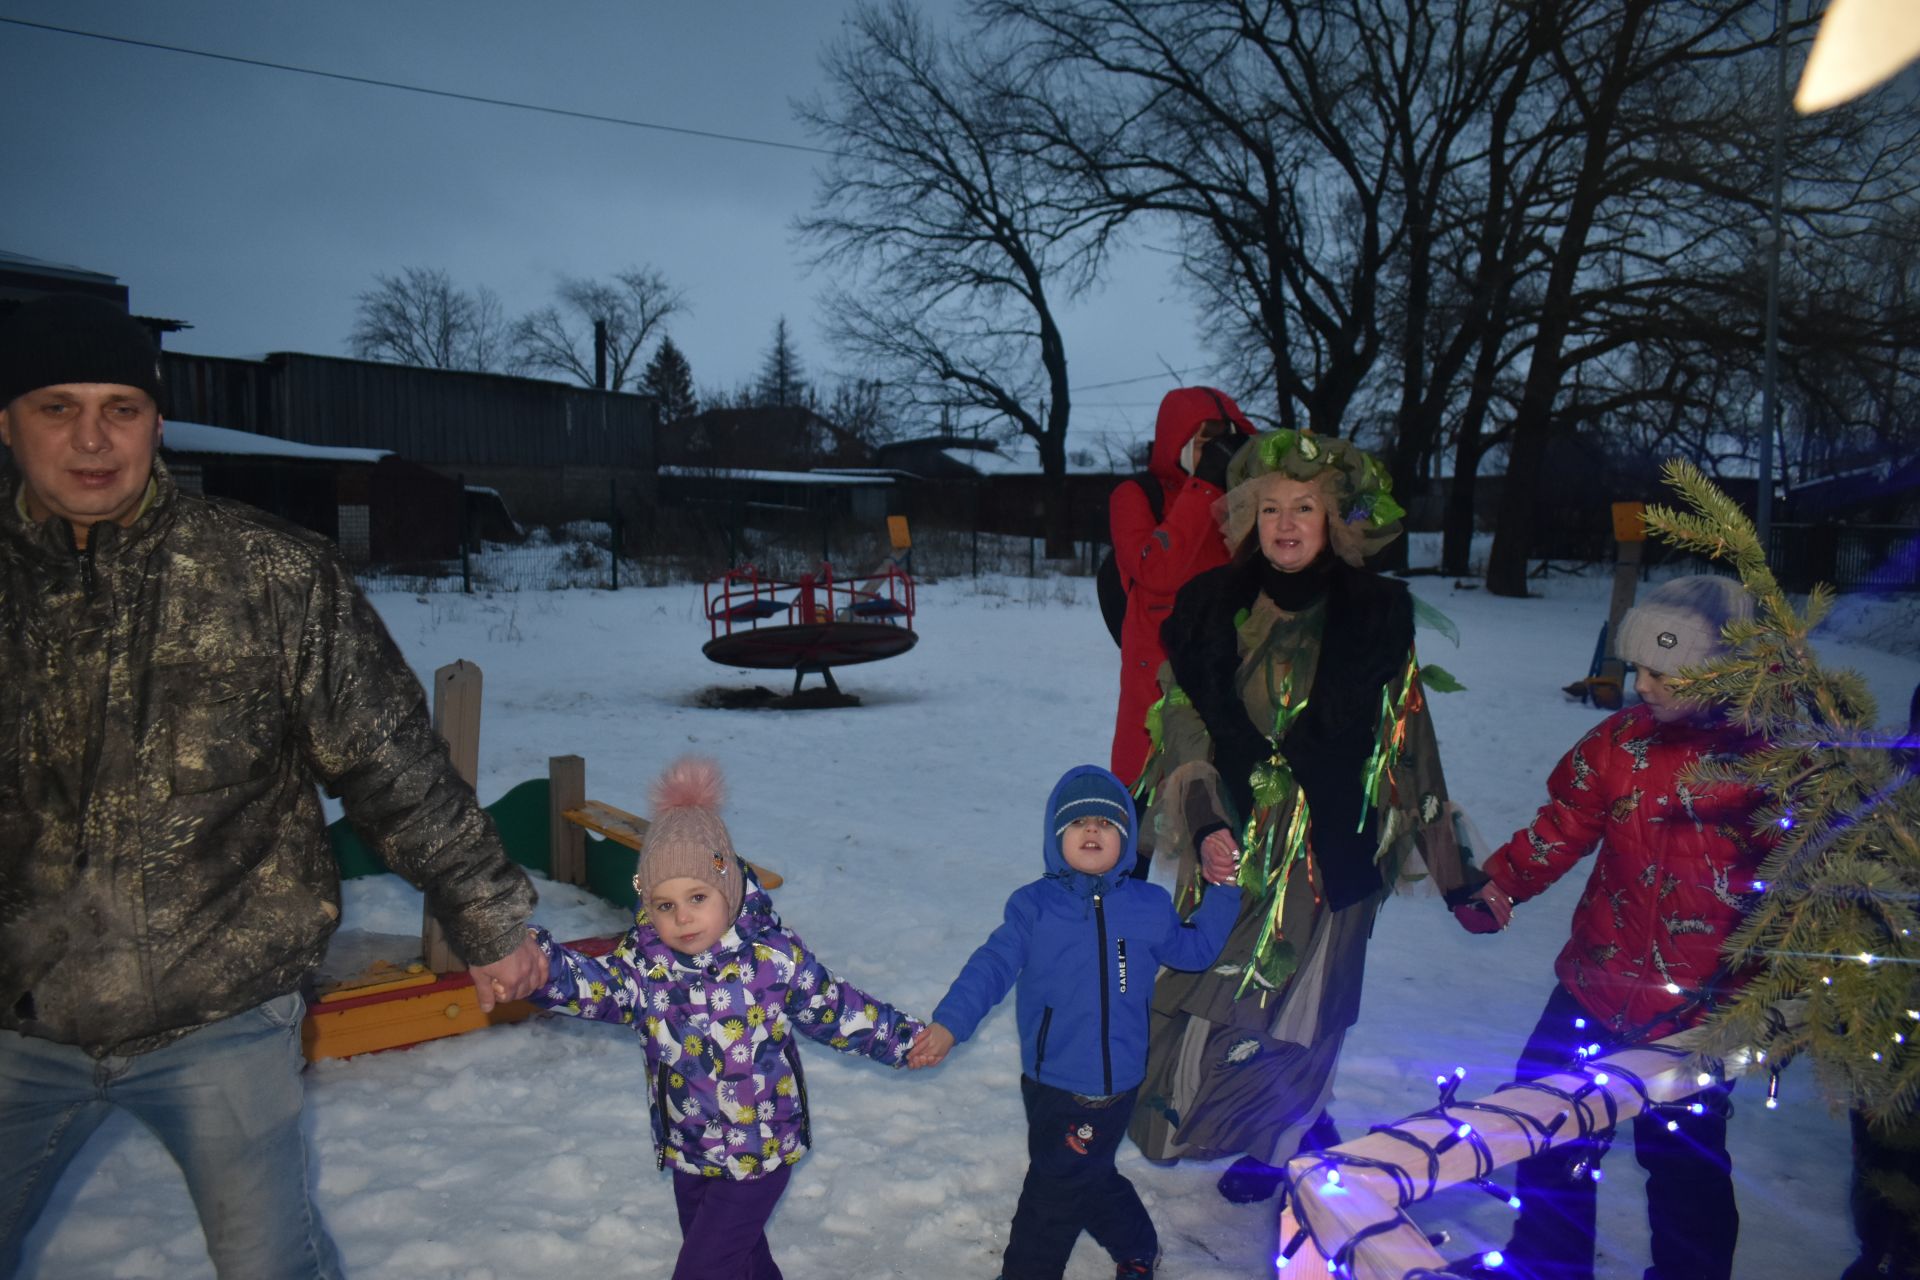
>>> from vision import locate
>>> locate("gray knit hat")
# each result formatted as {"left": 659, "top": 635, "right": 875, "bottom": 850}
{"left": 1615, "top": 574, "right": 1753, "bottom": 673}
{"left": 632, "top": 756, "right": 745, "bottom": 924}
{"left": 0, "top": 295, "right": 163, "bottom": 408}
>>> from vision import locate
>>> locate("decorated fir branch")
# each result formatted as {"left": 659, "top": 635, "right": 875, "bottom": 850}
{"left": 1640, "top": 459, "right": 1920, "bottom": 1128}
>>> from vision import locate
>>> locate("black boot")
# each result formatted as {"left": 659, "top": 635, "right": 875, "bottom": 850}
{"left": 1216, "top": 1155, "right": 1288, "bottom": 1204}
{"left": 1298, "top": 1110, "right": 1342, "bottom": 1154}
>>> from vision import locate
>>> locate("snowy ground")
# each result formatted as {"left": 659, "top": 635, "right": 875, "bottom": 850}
{"left": 17, "top": 563, "right": 1919, "bottom": 1279}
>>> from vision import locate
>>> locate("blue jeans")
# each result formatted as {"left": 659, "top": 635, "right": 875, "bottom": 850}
{"left": 0, "top": 992, "right": 344, "bottom": 1280}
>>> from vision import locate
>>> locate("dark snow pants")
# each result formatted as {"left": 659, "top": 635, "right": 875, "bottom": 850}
{"left": 1001, "top": 1076, "right": 1158, "bottom": 1279}
{"left": 1503, "top": 984, "right": 1738, "bottom": 1280}
{"left": 671, "top": 1161, "right": 790, "bottom": 1280}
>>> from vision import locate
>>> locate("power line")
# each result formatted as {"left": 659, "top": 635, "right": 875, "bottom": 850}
{"left": 0, "top": 17, "right": 843, "bottom": 159}
{"left": 1070, "top": 366, "right": 1212, "bottom": 393}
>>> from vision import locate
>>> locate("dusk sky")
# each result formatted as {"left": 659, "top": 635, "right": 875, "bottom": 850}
{"left": 2, "top": 2, "right": 1215, "bottom": 447}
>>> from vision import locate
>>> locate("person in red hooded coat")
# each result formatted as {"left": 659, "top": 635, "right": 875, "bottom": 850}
{"left": 1109, "top": 387, "right": 1255, "bottom": 786}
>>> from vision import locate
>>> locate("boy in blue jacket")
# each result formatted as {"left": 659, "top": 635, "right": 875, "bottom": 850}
{"left": 909, "top": 765, "right": 1241, "bottom": 1280}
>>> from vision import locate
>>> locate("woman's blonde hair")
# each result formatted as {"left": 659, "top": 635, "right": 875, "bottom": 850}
{"left": 1216, "top": 430, "right": 1406, "bottom": 567}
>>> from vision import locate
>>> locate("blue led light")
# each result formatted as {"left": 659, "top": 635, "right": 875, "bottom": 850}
{"left": 1483, "top": 1250, "right": 1505, "bottom": 1269}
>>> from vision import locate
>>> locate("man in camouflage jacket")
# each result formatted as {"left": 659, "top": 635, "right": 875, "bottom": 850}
{"left": 0, "top": 295, "right": 545, "bottom": 1279}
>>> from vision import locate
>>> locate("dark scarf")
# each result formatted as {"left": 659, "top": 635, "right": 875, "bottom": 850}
{"left": 1161, "top": 554, "right": 1414, "bottom": 909}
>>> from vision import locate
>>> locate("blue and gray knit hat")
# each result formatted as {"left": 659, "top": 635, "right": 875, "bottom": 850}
{"left": 1052, "top": 770, "right": 1135, "bottom": 841}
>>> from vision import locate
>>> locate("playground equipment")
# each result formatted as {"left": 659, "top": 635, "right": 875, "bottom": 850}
{"left": 702, "top": 560, "right": 917, "bottom": 696}
{"left": 302, "top": 660, "right": 783, "bottom": 1061}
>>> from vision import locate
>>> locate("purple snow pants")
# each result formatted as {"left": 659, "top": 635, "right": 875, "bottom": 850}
{"left": 670, "top": 1162, "right": 791, "bottom": 1280}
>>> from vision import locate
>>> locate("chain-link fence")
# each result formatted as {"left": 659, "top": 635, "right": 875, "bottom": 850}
{"left": 355, "top": 504, "right": 1106, "bottom": 595}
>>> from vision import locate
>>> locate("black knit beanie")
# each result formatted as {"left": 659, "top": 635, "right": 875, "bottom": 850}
{"left": 0, "top": 295, "right": 163, "bottom": 408}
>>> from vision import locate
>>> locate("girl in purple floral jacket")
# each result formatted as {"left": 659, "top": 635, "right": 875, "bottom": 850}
{"left": 524, "top": 757, "right": 926, "bottom": 1280}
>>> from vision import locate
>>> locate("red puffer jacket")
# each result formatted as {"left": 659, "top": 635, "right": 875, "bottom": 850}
{"left": 1109, "top": 387, "right": 1254, "bottom": 783}
{"left": 1481, "top": 704, "right": 1768, "bottom": 1036}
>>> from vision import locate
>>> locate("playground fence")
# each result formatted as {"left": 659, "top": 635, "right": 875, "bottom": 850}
{"left": 355, "top": 510, "right": 1106, "bottom": 596}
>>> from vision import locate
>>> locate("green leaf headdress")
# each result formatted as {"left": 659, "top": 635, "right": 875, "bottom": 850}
{"left": 1218, "top": 429, "right": 1407, "bottom": 567}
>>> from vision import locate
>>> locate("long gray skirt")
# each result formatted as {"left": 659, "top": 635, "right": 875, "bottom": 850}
{"left": 1128, "top": 893, "right": 1380, "bottom": 1165}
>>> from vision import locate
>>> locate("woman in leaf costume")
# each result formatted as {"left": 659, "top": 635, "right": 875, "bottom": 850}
{"left": 1126, "top": 429, "right": 1479, "bottom": 1202}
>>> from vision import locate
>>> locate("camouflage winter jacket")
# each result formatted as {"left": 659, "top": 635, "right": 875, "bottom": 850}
{"left": 0, "top": 460, "right": 536, "bottom": 1057}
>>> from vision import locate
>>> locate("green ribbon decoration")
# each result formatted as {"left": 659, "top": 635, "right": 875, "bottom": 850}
{"left": 1231, "top": 690, "right": 1315, "bottom": 997}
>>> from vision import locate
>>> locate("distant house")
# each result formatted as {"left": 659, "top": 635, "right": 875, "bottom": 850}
{"left": 160, "top": 350, "right": 656, "bottom": 529}
{"left": 1784, "top": 453, "right": 1920, "bottom": 526}
{"left": 0, "top": 249, "right": 128, "bottom": 310}
{"left": 869, "top": 432, "right": 1125, "bottom": 544}
{"left": 660, "top": 405, "right": 874, "bottom": 471}
{"left": 872, "top": 434, "right": 999, "bottom": 480}
{"left": 162, "top": 420, "right": 500, "bottom": 563}
{"left": 0, "top": 252, "right": 651, "bottom": 533}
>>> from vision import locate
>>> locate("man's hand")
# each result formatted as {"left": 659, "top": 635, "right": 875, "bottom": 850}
{"left": 1199, "top": 828, "right": 1241, "bottom": 886}
{"left": 907, "top": 1023, "right": 955, "bottom": 1069}
{"left": 469, "top": 931, "right": 546, "bottom": 1012}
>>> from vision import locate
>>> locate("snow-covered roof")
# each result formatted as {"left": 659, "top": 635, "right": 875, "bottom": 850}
{"left": 162, "top": 420, "right": 390, "bottom": 463}
{"left": 942, "top": 436, "right": 1129, "bottom": 476}
{"left": 659, "top": 465, "right": 893, "bottom": 487}
{"left": 0, "top": 248, "right": 120, "bottom": 283}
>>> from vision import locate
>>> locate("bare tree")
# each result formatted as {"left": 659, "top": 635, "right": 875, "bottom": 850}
{"left": 349, "top": 267, "right": 510, "bottom": 371}
{"left": 512, "top": 266, "right": 686, "bottom": 391}
{"left": 798, "top": 0, "right": 1111, "bottom": 555}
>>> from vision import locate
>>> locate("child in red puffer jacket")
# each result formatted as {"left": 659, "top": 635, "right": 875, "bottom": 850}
{"left": 1458, "top": 575, "right": 1767, "bottom": 1280}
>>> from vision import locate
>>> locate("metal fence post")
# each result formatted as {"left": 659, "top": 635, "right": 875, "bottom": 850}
{"left": 458, "top": 472, "right": 472, "bottom": 594}
{"left": 608, "top": 474, "right": 620, "bottom": 591}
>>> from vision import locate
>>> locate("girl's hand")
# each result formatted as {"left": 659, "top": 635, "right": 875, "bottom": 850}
{"left": 907, "top": 1023, "right": 955, "bottom": 1069}
{"left": 1199, "top": 829, "right": 1241, "bottom": 885}
{"left": 1472, "top": 881, "right": 1514, "bottom": 927}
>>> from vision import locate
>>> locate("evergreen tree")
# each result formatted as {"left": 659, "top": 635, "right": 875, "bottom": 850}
{"left": 642, "top": 336, "right": 698, "bottom": 423}
{"left": 754, "top": 317, "right": 809, "bottom": 407}
{"left": 1642, "top": 461, "right": 1920, "bottom": 1127}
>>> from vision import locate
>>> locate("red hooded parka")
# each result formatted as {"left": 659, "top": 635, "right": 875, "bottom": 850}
{"left": 1108, "top": 387, "right": 1255, "bottom": 784}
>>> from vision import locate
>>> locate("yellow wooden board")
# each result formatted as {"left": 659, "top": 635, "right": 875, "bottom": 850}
{"left": 563, "top": 799, "right": 784, "bottom": 889}
{"left": 303, "top": 980, "right": 535, "bottom": 1062}
{"left": 315, "top": 960, "right": 437, "bottom": 1003}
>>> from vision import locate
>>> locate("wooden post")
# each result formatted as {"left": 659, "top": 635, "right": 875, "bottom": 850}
{"left": 549, "top": 754, "right": 587, "bottom": 886}
{"left": 423, "top": 661, "right": 484, "bottom": 973}
{"left": 1592, "top": 502, "right": 1648, "bottom": 708}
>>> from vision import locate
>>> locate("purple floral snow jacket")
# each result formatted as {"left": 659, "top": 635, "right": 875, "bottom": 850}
{"left": 527, "top": 879, "right": 922, "bottom": 1180}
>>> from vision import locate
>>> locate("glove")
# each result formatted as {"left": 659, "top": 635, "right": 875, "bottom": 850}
{"left": 1192, "top": 434, "right": 1239, "bottom": 489}
{"left": 1445, "top": 881, "right": 1511, "bottom": 934}
{"left": 1451, "top": 898, "right": 1503, "bottom": 935}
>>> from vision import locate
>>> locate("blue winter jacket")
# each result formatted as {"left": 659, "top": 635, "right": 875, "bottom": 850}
{"left": 931, "top": 765, "right": 1241, "bottom": 1096}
